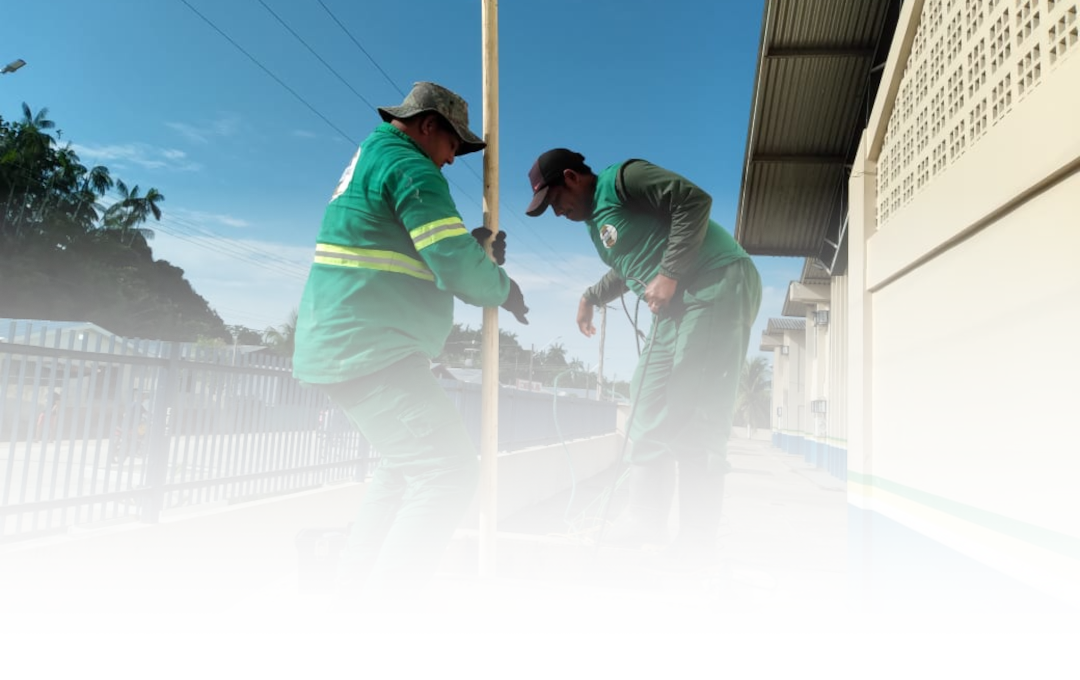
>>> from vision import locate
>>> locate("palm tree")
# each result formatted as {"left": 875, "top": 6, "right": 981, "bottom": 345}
{"left": 62, "top": 164, "right": 113, "bottom": 227}
{"left": 263, "top": 309, "right": 298, "bottom": 357}
{"left": 103, "top": 179, "right": 164, "bottom": 245}
{"left": 1, "top": 104, "right": 56, "bottom": 237}
{"left": 16, "top": 103, "right": 56, "bottom": 159}
{"left": 735, "top": 356, "right": 772, "bottom": 438}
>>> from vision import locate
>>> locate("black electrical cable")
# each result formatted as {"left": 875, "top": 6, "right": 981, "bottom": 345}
{"left": 583, "top": 276, "right": 656, "bottom": 587}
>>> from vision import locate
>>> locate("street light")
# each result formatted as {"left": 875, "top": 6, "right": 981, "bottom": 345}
{"left": 528, "top": 335, "right": 561, "bottom": 389}
{"left": 1, "top": 59, "right": 26, "bottom": 75}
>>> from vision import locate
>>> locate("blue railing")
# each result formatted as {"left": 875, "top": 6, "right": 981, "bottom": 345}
{"left": 0, "top": 321, "right": 617, "bottom": 542}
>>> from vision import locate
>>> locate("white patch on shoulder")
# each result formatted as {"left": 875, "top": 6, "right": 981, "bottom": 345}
{"left": 600, "top": 224, "right": 618, "bottom": 249}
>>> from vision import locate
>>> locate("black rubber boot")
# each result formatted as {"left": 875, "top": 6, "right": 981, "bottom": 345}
{"left": 635, "top": 464, "right": 721, "bottom": 574}
{"left": 603, "top": 458, "right": 676, "bottom": 548}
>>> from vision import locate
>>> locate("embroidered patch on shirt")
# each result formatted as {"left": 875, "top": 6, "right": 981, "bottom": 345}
{"left": 600, "top": 224, "right": 618, "bottom": 249}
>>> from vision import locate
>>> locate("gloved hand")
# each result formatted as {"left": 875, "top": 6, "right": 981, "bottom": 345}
{"left": 471, "top": 227, "right": 507, "bottom": 265}
{"left": 501, "top": 278, "right": 529, "bottom": 324}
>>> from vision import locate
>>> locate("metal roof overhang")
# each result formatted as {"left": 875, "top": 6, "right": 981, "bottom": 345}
{"left": 759, "top": 332, "right": 784, "bottom": 352}
{"left": 766, "top": 317, "right": 807, "bottom": 334}
{"left": 735, "top": 0, "right": 902, "bottom": 261}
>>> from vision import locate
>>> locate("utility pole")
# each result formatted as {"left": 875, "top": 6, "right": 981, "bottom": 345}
{"left": 596, "top": 305, "right": 607, "bottom": 400}
{"left": 479, "top": 0, "right": 500, "bottom": 578}
{"left": 528, "top": 343, "right": 534, "bottom": 386}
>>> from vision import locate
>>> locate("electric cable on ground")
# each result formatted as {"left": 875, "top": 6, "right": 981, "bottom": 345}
{"left": 544, "top": 276, "right": 781, "bottom": 630}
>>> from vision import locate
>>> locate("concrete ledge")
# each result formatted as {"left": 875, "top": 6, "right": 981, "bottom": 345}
{"left": 462, "top": 433, "right": 621, "bottom": 525}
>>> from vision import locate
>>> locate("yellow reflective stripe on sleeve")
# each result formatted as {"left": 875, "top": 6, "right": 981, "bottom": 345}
{"left": 314, "top": 243, "right": 435, "bottom": 282}
{"left": 409, "top": 217, "right": 467, "bottom": 251}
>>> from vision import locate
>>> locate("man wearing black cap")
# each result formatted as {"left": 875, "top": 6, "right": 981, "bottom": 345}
{"left": 525, "top": 149, "right": 761, "bottom": 567}
{"left": 293, "top": 82, "right": 529, "bottom": 593}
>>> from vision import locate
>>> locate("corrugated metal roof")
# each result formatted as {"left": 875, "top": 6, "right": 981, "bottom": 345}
{"left": 781, "top": 296, "right": 809, "bottom": 318}
{"left": 799, "top": 258, "right": 833, "bottom": 285}
{"left": 0, "top": 319, "right": 116, "bottom": 343}
{"left": 736, "top": 0, "right": 901, "bottom": 257}
{"left": 766, "top": 317, "right": 806, "bottom": 333}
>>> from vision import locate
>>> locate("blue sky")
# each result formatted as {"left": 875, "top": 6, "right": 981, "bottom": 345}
{"left": 3, "top": 0, "right": 799, "bottom": 381}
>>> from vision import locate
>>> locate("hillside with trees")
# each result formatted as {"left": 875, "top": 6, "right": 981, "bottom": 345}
{"left": 0, "top": 104, "right": 229, "bottom": 342}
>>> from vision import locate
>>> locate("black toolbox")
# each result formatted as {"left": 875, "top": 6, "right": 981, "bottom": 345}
{"left": 295, "top": 526, "right": 350, "bottom": 594}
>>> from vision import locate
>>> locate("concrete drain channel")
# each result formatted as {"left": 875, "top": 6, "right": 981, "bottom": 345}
{"left": 412, "top": 531, "right": 717, "bottom": 638}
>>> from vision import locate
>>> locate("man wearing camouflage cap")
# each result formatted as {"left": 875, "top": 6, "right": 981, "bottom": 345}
{"left": 293, "top": 82, "right": 529, "bottom": 593}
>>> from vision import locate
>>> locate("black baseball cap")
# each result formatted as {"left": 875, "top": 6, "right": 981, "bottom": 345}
{"left": 525, "top": 148, "right": 587, "bottom": 216}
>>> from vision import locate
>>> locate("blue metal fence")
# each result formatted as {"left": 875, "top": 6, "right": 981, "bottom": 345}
{"left": 0, "top": 321, "right": 617, "bottom": 542}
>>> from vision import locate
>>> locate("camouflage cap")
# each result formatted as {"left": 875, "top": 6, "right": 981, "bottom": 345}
{"left": 378, "top": 82, "right": 486, "bottom": 156}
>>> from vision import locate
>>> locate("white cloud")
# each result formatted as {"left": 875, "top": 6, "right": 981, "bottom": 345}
{"left": 151, "top": 230, "right": 785, "bottom": 381}
{"left": 71, "top": 142, "right": 202, "bottom": 172}
{"left": 170, "top": 207, "right": 252, "bottom": 230}
{"left": 151, "top": 231, "right": 309, "bottom": 332}
{"left": 165, "top": 115, "right": 241, "bottom": 144}
{"left": 760, "top": 284, "right": 786, "bottom": 310}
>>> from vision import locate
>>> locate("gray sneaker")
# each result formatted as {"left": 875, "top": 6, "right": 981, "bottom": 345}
{"left": 324, "top": 574, "right": 367, "bottom": 621}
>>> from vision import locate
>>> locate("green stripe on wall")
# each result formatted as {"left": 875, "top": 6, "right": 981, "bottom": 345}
{"left": 848, "top": 471, "right": 1080, "bottom": 561}
{"left": 775, "top": 430, "right": 846, "bottom": 445}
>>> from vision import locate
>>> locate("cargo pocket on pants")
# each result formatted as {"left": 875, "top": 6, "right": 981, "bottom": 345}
{"left": 401, "top": 405, "right": 460, "bottom": 442}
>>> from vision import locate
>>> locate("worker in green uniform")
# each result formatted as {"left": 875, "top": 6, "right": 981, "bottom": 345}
{"left": 293, "top": 82, "right": 529, "bottom": 592}
{"left": 524, "top": 148, "right": 761, "bottom": 567}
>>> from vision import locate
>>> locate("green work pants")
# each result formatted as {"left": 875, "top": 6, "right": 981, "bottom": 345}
{"left": 627, "top": 258, "right": 762, "bottom": 470}
{"left": 320, "top": 353, "right": 479, "bottom": 591}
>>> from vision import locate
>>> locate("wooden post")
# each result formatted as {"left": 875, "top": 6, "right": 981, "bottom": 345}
{"left": 479, "top": 0, "right": 500, "bottom": 578}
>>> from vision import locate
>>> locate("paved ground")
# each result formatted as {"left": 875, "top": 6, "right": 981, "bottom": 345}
{"left": 496, "top": 440, "right": 876, "bottom": 638}
{"left": 187, "top": 440, "right": 876, "bottom": 638}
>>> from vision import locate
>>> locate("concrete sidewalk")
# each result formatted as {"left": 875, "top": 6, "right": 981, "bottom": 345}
{"left": 436, "top": 434, "right": 849, "bottom": 611}
{"left": 501, "top": 440, "right": 881, "bottom": 638}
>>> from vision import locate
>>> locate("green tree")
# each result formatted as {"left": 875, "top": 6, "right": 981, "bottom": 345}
{"left": 263, "top": 310, "right": 298, "bottom": 357}
{"left": 103, "top": 179, "right": 164, "bottom": 246}
{"left": 734, "top": 356, "right": 772, "bottom": 436}
{"left": 0, "top": 104, "right": 227, "bottom": 342}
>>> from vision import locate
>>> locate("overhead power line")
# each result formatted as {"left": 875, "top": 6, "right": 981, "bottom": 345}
{"left": 169, "top": 1, "right": 581, "bottom": 284}
{"left": 316, "top": 0, "right": 406, "bottom": 97}
{"left": 309, "top": 0, "right": 583, "bottom": 277}
{"left": 175, "top": 0, "right": 357, "bottom": 144}
{"left": 255, "top": 0, "right": 380, "bottom": 113}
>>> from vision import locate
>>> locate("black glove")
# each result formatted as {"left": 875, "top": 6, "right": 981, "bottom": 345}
{"left": 471, "top": 227, "right": 507, "bottom": 265}
{"left": 501, "top": 278, "right": 529, "bottom": 325}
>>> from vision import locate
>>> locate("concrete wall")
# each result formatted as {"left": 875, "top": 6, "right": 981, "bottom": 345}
{"left": 462, "top": 433, "right": 621, "bottom": 524}
{"left": 849, "top": 0, "right": 1080, "bottom": 603}
{"left": 781, "top": 330, "right": 807, "bottom": 436}
{"left": 828, "top": 274, "right": 849, "bottom": 454}
{"left": 0, "top": 433, "right": 617, "bottom": 638}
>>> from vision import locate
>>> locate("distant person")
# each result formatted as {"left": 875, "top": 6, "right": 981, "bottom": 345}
{"left": 36, "top": 391, "right": 62, "bottom": 442}
{"left": 524, "top": 148, "right": 761, "bottom": 568}
{"left": 293, "top": 82, "right": 529, "bottom": 593}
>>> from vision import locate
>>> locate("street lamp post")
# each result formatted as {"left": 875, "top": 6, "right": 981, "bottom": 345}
{"left": 527, "top": 335, "right": 561, "bottom": 389}
{"left": 1, "top": 59, "right": 26, "bottom": 75}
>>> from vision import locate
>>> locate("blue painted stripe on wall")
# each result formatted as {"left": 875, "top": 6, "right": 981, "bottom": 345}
{"left": 851, "top": 507, "right": 1080, "bottom": 634}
